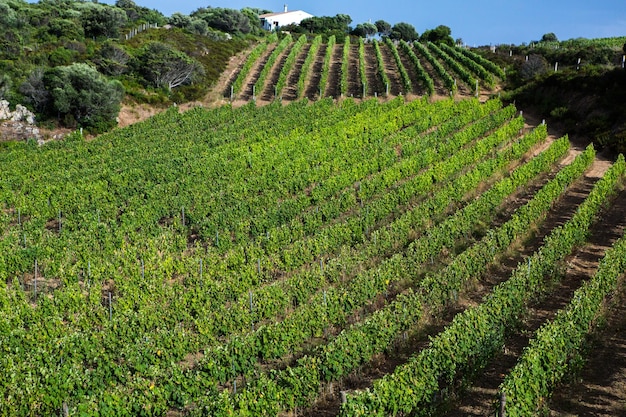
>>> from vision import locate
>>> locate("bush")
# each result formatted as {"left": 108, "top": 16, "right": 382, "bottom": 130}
{"left": 43, "top": 63, "right": 124, "bottom": 132}
{"left": 520, "top": 54, "right": 548, "bottom": 79}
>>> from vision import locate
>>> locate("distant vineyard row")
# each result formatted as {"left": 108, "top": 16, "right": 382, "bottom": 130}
{"left": 227, "top": 36, "right": 505, "bottom": 102}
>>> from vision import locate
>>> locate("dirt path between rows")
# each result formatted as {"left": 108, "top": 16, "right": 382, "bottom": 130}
{"left": 324, "top": 44, "right": 342, "bottom": 99}
{"left": 304, "top": 43, "right": 326, "bottom": 100}
{"left": 445, "top": 162, "right": 623, "bottom": 417}
{"left": 547, "top": 188, "right": 626, "bottom": 417}
{"left": 379, "top": 43, "right": 403, "bottom": 96}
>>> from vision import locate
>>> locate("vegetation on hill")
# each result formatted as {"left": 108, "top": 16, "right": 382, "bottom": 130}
{"left": 0, "top": 0, "right": 251, "bottom": 132}
{"left": 492, "top": 35, "right": 626, "bottom": 153}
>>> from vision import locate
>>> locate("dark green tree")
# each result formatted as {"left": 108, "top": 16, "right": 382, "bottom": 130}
{"left": 375, "top": 20, "right": 392, "bottom": 37}
{"left": 351, "top": 22, "right": 377, "bottom": 38}
{"left": 420, "top": 25, "right": 454, "bottom": 45}
{"left": 299, "top": 14, "right": 352, "bottom": 33}
{"left": 115, "top": 0, "right": 166, "bottom": 25}
{"left": 187, "top": 18, "right": 209, "bottom": 36}
{"left": 192, "top": 7, "right": 252, "bottom": 34}
{"left": 94, "top": 41, "right": 130, "bottom": 76}
{"left": 43, "top": 63, "right": 123, "bottom": 131}
{"left": 81, "top": 6, "right": 128, "bottom": 39}
{"left": 241, "top": 8, "right": 265, "bottom": 35}
{"left": 541, "top": 32, "right": 558, "bottom": 42}
{"left": 390, "top": 22, "right": 419, "bottom": 42}
{"left": 520, "top": 54, "right": 548, "bottom": 79}
{"left": 168, "top": 12, "right": 192, "bottom": 28}
{"left": 19, "top": 68, "right": 49, "bottom": 113}
{"left": 47, "top": 18, "right": 85, "bottom": 40}
{"left": 133, "top": 41, "right": 205, "bottom": 91}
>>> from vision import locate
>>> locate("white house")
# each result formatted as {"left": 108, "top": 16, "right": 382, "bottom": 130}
{"left": 260, "top": 5, "right": 313, "bottom": 31}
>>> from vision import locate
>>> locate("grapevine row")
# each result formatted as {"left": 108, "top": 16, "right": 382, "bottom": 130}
{"left": 439, "top": 43, "right": 495, "bottom": 87}
{"left": 399, "top": 40, "right": 434, "bottom": 95}
{"left": 385, "top": 38, "right": 412, "bottom": 93}
{"left": 296, "top": 35, "right": 322, "bottom": 99}
{"left": 458, "top": 47, "right": 506, "bottom": 78}
{"left": 318, "top": 35, "right": 335, "bottom": 97}
{"left": 413, "top": 41, "right": 456, "bottom": 93}
{"left": 340, "top": 36, "right": 350, "bottom": 96}
{"left": 274, "top": 34, "right": 307, "bottom": 98}
{"left": 252, "top": 34, "right": 292, "bottom": 99}
{"left": 189, "top": 128, "right": 569, "bottom": 416}
{"left": 342, "top": 145, "right": 625, "bottom": 417}
{"left": 500, "top": 155, "right": 626, "bottom": 417}
{"left": 231, "top": 35, "right": 276, "bottom": 96}
{"left": 373, "top": 39, "right": 391, "bottom": 94}
{"left": 428, "top": 41, "right": 477, "bottom": 93}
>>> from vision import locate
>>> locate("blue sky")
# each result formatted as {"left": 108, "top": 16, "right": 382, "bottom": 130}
{"left": 78, "top": 1, "right": 626, "bottom": 45}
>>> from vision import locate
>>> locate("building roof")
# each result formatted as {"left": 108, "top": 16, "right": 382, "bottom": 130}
{"left": 260, "top": 10, "right": 306, "bottom": 18}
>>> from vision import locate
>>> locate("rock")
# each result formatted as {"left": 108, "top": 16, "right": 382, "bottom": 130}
{"left": 0, "top": 100, "right": 40, "bottom": 142}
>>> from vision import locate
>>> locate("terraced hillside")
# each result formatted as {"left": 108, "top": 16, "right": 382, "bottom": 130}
{"left": 221, "top": 37, "right": 504, "bottom": 103}
{"left": 1, "top": 97, "right": 625, "bottom": 417}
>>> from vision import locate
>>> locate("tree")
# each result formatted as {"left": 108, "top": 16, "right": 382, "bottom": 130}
{"left": 20, "top": 68, "right": 49, "bottom": 113}
{"left": 299, "top": 14, "right": 352, "bottom": 34}
{"left": 375, "top": 20, "right": 392, "bottom": 37}
{"left": 0, "top": 2, "right": 19, "bottom": 28}
{"left": 187, "top": 18, "right": 209, "bottom": 36}
{"left": 133, "top": 42, "right": 205, "bottom": 91}
{"left": 541, "top": 32, "right": 558, "bottom": 43}
{"left": 168, "top": 12, "right": 192, "bottom": 28}
{"left": 241, "top": 8, "right": 265, "bottom": 35}
{"left": 192, "top": 7, "right": 252, "bottom": 35}
{"left": 81, "top": 6, "right": 128, "bottom": 39}
{"left": 390, "top": 22, "right": 419, "bottom": 42}
{"left": 351, "top": 22, "right": 377, "bottom": 38}
{"left": 520, "top": 54, "right": 548, "bottom": 79}
{"left": 42, "top": 63, "right": 123, "bottom": 131}
{"left": 115, "top": 0, "right": 166, "bottom": 25}
{"left": 47, "top": 18, "right": 85, "bottom": 40}
{"left": 420, "top": 25, "right": 454, "bottom": 45}
{"left": 94, "top": 41, "right": 130, "bottom": 76}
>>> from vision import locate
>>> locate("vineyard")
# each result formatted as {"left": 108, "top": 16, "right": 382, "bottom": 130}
{"left": 223, "top": 38, "right": 505, "bottom": 102}
{"left": 1, "top": 95, "right": 626, "bottom": 417}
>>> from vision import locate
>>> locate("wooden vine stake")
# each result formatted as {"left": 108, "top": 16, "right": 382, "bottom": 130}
{"left": 199, "top": 258, "right": 203, "bottom": 287}
{"left": 500, "top": 391, "right": 506, "bottom": 417}
{"left": 34, "top": 259, "right": 38, "bottom": 301}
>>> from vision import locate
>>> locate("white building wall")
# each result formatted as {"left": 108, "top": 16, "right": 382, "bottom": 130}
{"left": 260, "top": 10, "right": 314, "bottom": 31}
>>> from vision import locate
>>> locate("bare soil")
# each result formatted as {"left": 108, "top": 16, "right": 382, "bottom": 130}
{"left": 324, "top": 44, "right": 343, "bottom": 99}
{"left": 304, "top": 44, "right": 326, "bottom": 100}
{"left": 282, "top": 43, "right": 311, "bottom": 101}
{"left": 397, "top": 44, "right": 425, "bottom": 96}
{"left": 237, "top": 43, "right": 277, "bottom": 101}
{"left": 347, "top": 43, "right": 361, "bottom": 98}
{"left": 379, "top": 43, "right": 403, "bottom": 96}
{"left": 363, "top": 43, "right": 384, "bottom": 97}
